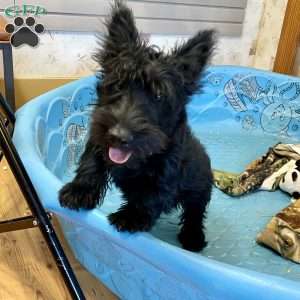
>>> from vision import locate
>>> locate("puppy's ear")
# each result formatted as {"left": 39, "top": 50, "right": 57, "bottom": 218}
{"left": 171, "top": 30, "right": 216, "bottom": 95}
{"left": 96, "top": 0, "right": 141, "bottom": 70}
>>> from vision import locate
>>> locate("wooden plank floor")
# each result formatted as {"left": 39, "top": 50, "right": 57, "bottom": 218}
{"left": 0, "top": 157, "right": 118, "bottom": 300}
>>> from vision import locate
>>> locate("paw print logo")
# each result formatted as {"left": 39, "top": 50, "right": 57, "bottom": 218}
{"left": 5, "top": 16, "right": 44, "bottom": 47}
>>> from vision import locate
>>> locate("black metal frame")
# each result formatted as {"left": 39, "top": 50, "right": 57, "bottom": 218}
{"left": 0, "top": 42, "right": 15, "bottom": 111}
{"left": 0, "top": 92, "right": 15, "bottom": 126}
{"left": 0, "top": 94, "right": 85, "bottom": 299}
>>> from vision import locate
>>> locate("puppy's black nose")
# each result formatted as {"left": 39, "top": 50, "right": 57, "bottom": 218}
{"left": 108, "top": 125, "right": 133, "bottom": 146}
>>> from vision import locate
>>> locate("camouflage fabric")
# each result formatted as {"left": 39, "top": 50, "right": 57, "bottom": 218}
{"left": 213, "top": 146, "right": 289, "bottom": 196}
{"left": 273, "top": 143, "right": 300, "bottom": 160}
{"left": 257, "top": 199, "right": 300, "bottom": 264}
{"left": 213, "top": 143, "right": 300, "bottom": 263}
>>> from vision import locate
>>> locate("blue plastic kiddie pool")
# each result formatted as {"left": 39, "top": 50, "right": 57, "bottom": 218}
{"left": 13, "top": 66, "right": 300, "bottom": 300}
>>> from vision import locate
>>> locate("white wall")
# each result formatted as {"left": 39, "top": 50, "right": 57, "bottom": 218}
{"left": 252, "top": 0, "right": 288, "bottom": 70}
{"left": 3, "top": 0, "right": 283, "bottom": 78}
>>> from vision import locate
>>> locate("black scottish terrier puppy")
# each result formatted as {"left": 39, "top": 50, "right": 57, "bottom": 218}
{"left": 59, "top": 1, "right": 215, "bottom": 252}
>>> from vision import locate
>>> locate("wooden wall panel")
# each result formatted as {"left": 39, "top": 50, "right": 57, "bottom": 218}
{"left": 273, "top": 0, "right": 300, "bottom": 74}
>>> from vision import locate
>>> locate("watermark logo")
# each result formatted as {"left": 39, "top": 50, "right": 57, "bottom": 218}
{"left": 4, "top": 5, "right": 47, "bottom": 48}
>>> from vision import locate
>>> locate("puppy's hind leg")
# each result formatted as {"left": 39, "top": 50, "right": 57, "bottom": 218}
{"left": 59, "top": 141, "right": 109, "bottom": 210}
{"left": 178, "top": 188, "right": 211, "bottom": 252}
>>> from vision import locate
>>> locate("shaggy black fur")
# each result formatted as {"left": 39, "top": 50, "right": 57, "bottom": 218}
{"left": 59, "top": 0, "right": 215, "bottom": 252}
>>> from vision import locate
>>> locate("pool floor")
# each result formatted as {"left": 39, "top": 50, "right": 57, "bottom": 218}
{"left": 99, "top": 124, "right": 300, "bottom": 282}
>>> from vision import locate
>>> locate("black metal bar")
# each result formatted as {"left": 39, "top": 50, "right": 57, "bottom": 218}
{"left": 0, "top": 117, "right": 85, "bottom": 300}
{"left": 0, "top": 213, "right": 53, "bottom": 233}
{"left": 0, "top": 92, "right": 16, "bottom": 162}
{"left": 0, "top": 215, "right": 38, "bottom": 233}
{"left": 1, "top": 43, "right": 15, "bottom": 112}
{"left": 0, "top": 92, "right": 16, "bottom": 126}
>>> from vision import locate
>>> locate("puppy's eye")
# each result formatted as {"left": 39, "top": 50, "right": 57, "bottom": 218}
{"left": 155, "top": 92, "right": 164, "bottom": 102}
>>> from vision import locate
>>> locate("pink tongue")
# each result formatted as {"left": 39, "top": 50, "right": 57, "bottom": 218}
{"left": 108, "top": 147, "right": 132, "bottom": 164}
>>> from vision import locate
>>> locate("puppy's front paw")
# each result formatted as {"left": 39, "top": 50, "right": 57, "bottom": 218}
{"left": 108, "top": 208, "right": 153, "bottom": 232}
{"left": 178, "top": 227, "right": 207, "bottom": 252}
{"left": 59, "top": 182, "right": 99, "bottom": 210}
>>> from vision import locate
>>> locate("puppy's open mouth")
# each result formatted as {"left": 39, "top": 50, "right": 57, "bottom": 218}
{"left": 108, "top": 147, "right": 132, "bottom": 164}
